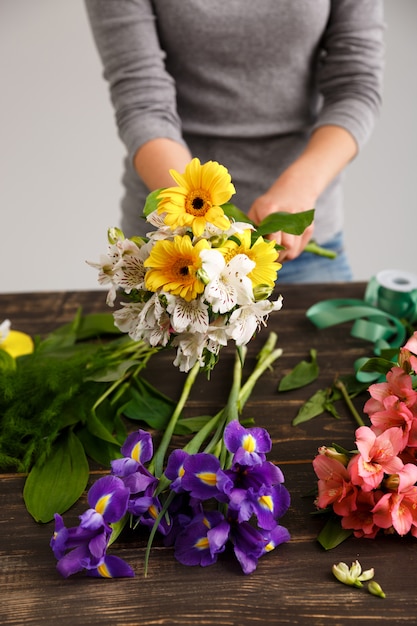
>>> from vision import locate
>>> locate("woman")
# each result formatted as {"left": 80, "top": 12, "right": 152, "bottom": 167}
{"left": 84, "top": 0, "right": 384, "bottom": 283}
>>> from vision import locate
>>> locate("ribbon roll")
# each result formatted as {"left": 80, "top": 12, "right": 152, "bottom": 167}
{"left": 364, "top": 269, "right": 417, "bottom": 323}
{"left": 306, "top": 269, "right": 417, "bottom": 382}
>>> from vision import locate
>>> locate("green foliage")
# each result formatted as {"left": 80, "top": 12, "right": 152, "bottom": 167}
{"left": 278, "top": 349, "right": 319, "bottom": 391}
{"left": 23, "top": 431, "right": 89, "bottom": 523}
{"left": 0, "top": 311, "right": 161, "bottom": 521}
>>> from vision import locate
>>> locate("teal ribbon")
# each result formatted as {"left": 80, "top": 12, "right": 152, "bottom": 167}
{"left": 306, "top": 272, "right": 417, "bottom": 383}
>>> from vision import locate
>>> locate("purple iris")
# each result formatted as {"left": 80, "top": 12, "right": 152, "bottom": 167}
{"left": 51, "top": 475, "right": 132, "bottom": 578}
{"left": 111, "top": 429, "right": 157, "bottom": 494}
{"left": 180, "top": 453, "right": 233, "bottom": 501}
{"left": 224, "top": 420, "right": 272, "bottom": 466}
{"left": 165, "top": 449, "right": 190, "bottom": 493}
{"left": 228, "top": 483, "right": 291, "bottom": 529}
{"left": 174, "top": 511, "right": 230, "bottom": 567}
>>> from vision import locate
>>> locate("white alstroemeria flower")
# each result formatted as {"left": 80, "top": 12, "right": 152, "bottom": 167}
{"left": 201, "top": 250, "right": 255, "bottom": 314}
{"left": 88, "top": 235, "right": 146, "bottom": 306}
{"left": 113, "top": 301, "right": 146, "bottom": 339}
{"left": 114, "top": 294, "right": 171, "bottom": 347}
{"left": 166, "top": 294, "right": 209, "bottom": 334}
{"left": 112, "top": 239, "right": 152, "bottom": 295}
{"left": 172, "top": 331, "right": 207, "bottom": 372}
{"left": 227, "top": 296, "right": 283, "bottom": 345}
{"left": 146, "top": 211, "right": 189, "bottom": 240}
{"left": 225, "top": 221, "right": 255, "bottom": 236}
{"left": 206, "top": 317, "right": 229, "bottom": 350}
{"left": 0, "top": 319, "right": 11, "bottom": 343}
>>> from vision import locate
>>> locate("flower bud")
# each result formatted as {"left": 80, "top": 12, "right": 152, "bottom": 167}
{"left": 253, "top": 284, "right": 273, "bottom": 301}
{"left": 332, "top": 560, "right": 374, "bottom": 588}
{"left": 208, "top": 234, "right": 228, "bottom": 248}
{"left": 367, "top": 581, "right": 386, "bottom": 598}
{"left": 318, "top": 446, "right": 349, "bottom": 467}
{"left": 108, "top": 227, "right": 125, "bottom": 244}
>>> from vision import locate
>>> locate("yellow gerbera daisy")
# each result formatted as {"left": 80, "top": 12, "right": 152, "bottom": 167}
{"left": 219, "top": 229, "right": 281, "bottom": 288}
{"left": 157, "top": 158, "right": 235, "bottom": 237}
{"left": 144, "top": 235, "right": 210, "bottom": 302}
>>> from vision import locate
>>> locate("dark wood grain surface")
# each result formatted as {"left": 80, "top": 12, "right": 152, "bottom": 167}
{"left": 1, "top": 284, "right": 415, "bottom": 626}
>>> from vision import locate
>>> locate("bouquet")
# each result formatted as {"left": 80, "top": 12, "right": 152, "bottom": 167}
{"left": 313, "top": 331, "right": 417, "bottom": 547}
{"left": 89, "top": 158, "right": 285, "bottom": 373}
{"left": 50, "top": 158, "right": 314, "bottom": 577}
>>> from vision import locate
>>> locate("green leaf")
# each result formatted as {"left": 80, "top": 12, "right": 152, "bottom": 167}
{"left": 292, "top": 388, "right": 332, "bottom": 426}
{"left": 77, "top": 427, "right": 122, "bottom": 467}
{"left": 23, "top": 431, "right": 89, "bottom": 522}
{"left": 122, "top": 378, "right": 179, "bottom": 430}
{"left": 317, "top": 515, "right": 353, "bottom": 550}
{"left": 143, "top": 188, "right": 164, "bottom": 217}
{"left": 86, "top": 408, "right": 122, "bottom": 445}
{"left": 86, "top": 358, "right": 142, "bottom": 383}
{"left": 222, "top": 202, "right": 253, "bottom": 224}
{"left": 278, "top": 349, "right": 319, "bottom": 391}
{"left": 256, "top": 209, "right": 315, "bottom": 237}
{"left": 72, "top": 313, "right": 121, "bottom": 340}
{"left": 174, "top": 415, "right": 213, "bottom": 435}
{"left": 358, "top": 357, "right": 395, "bottom": 376}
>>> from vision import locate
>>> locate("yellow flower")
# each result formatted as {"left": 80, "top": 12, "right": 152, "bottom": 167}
{"left": 0, "top": 320, "right": 34, "bottom": 359}
{"left": 144, "top": 235, "right": 210, "bottom": 302}
{"left": 219, "top": 229, "right": 281, "bottom": 288}
{"left": 157, "top": 158, "right": 235, "bottom": 236}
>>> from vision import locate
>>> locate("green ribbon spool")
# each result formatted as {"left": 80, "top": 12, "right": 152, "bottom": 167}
{"left": 306, "top": 269, "right": 417, "bottom": 383}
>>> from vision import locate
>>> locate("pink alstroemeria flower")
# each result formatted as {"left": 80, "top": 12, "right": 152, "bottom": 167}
{"left": 369, "top": 395, "right": 414, "bottom": 449}
{"left": 372, "top": 463, "right": 417, "bottom": 536}
{"left": 340, "top": 489, "right": 382, "bottom": 538}
{"left": 399, "top": 331, "right": 417, "bottom": 373}
{"left": 312, "top": 454, "right": 356, "bottom": 512}
{"left": 364, "top": 366, "right": 417, "bottom": 418}
{"left": 348, "top": 426, "right": 404, "bottom": 491}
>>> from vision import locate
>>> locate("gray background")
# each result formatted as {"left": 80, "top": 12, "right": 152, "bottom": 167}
{"left": 1, "top": 0, "right": 416, "bottom": 293}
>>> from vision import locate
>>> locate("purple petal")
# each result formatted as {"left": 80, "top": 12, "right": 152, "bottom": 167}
{"left": 87, "top": 475, "right": 129, "bottom": 523}
{"left": 120, "top": 430, "right": 153, "bottom": 464}
{"left": 224, "top": 420, "right": 272, "bottom": 455}
{"left": 88, "top": 555, "right": 135, "bottom": 578}
{"left": 165, "top": 449, "right": 190, "bottom": 492}
{"left": 182, "top": 453, "right": 232, "bottom": 501}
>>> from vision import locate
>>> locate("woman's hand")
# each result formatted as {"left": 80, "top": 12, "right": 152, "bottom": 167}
{"left": 248, "top": 125, "right": 358, "bottom": 262}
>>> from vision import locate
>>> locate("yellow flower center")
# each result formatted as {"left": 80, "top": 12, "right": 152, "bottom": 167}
{"left": 185, "top": 189, "right": 212, "bottom": 216}
{"left": 195, "top": 537, "right": 210, "bottom": 551}
{"left": 95, "top": 494, "right": 111, "bottom": 516}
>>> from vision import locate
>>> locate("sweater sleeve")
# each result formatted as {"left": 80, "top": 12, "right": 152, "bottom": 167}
{"left": 84, "top": 0, "right": 186, "bottom": 162}
{"left": 313, "top": 0, "right": 385, "bottom": 150}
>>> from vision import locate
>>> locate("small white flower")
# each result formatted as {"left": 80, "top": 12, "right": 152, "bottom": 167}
{"left": 201, "top": 250, "right": 255, "bottom": 314}
{"left": 227, "top": 296, "right": 283, "bottom": 345}
{"left": 172, "top": 331, "right": 207, "bottom": 372}
{"left": 0, "top": 319, "right": 11, "bottom": 344}
{"left": 332, "top": 560, "right": 375, "bottom": 588}
{"left": 166, "top": 295, "right": 209, "bottom": 334}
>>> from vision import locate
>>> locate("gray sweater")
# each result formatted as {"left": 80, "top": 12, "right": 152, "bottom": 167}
{"left": 85, "top": 0, "right": 384, "bottom": 242}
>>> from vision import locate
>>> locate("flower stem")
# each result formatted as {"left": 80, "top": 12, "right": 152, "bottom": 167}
{"left": 149, "top": 360, "right": 201, "bottom": 477}
{"left": 334, "top": 378, "right": 365, "bottom": 427}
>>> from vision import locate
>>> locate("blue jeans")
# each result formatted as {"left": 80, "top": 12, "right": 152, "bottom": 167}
{"left": 277, "top": 232, "right": 353, "bottom": 284}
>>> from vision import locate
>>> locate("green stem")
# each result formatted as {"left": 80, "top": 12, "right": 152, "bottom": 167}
{"left": 219, "top": 347, "right": 245, "bottom": 468}
{"left": 334, "top": 378, "right": 365, "bottom": 427}
{"left": 305, "top": 241, "right": 337, "bottom": 259}
{"left": 149, "top": 360, "right": 201, "bottom": 477}
{"left": 238, "top": 347, "right": 283, "bottom": 409}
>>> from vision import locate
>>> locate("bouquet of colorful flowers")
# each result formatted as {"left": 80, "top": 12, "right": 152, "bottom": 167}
{"left": 313, "top": 331, "right": 417, "bottom": 547}
{"left": 50, "top": 158, "right": 314, "bottom": 577}
{"left": 88, "top": 158, "right": 285, "bottom": 373}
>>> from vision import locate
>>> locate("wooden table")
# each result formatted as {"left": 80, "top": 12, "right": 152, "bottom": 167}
{"left": 1, "top": 284, "right": 415, "bottom": 626}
